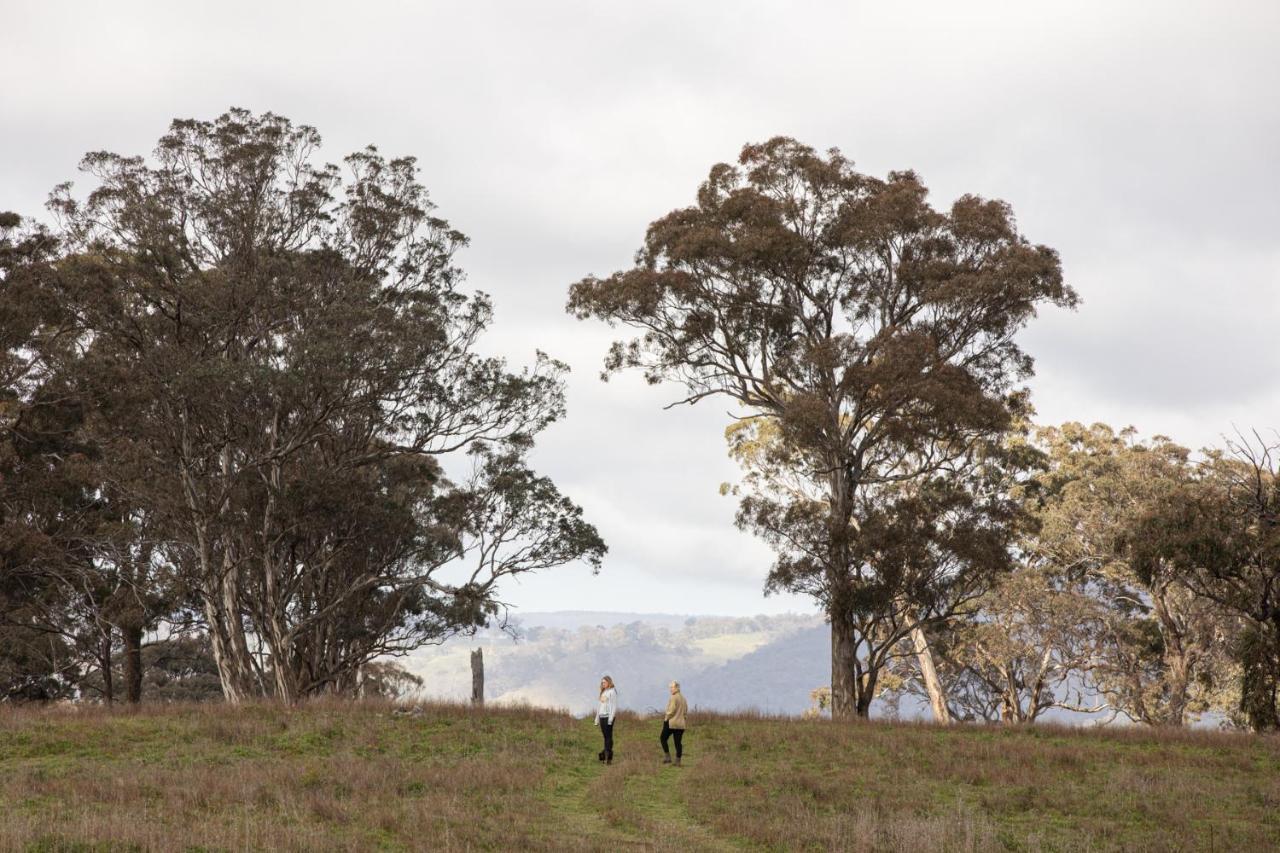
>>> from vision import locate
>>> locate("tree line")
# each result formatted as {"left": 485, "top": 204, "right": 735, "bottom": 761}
{"left": 568, "top": 138, "right": 1280, "bottom": 730}
{"left": 4, "top": 113, "right": 1276, "bottom": 730}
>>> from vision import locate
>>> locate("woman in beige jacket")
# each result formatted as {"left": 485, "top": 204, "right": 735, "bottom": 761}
{"left": 660, "top": 681, "right": 688, "bottom": 766}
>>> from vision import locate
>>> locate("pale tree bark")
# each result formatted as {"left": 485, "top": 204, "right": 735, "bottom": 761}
{"left": 911, "top": 625, "right": 952, "bottom": 724}
{"left": 854, "top": 662, "right": 879, "bottom": 718}
{"left": 201, "top": 586, "right": 249, "bottom": 703}
{"left": 215, "top": 445, "right": 257, "bottom": 697}
{"left": 192, "top": 522, "right": 254, "bottom": 703}
{"left": 1000, "top": 664, "right": 1021, "bottom": 722}
{"left": 1024, "top": 646, "right": 1055, "bottom": 722}
{"left": 218, "top": 536, "right": 257, "bottom": 694}
{"left": 257, "top": 416, "right": 298, "bottom": 703}
{"left": 1150, "top": 580, "right": 1195, "bottom": 726}
{"left": 181, "top": 415, "right": 255, "bottom": 703}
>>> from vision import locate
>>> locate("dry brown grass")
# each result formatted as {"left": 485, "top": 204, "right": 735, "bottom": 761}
{"left": 1, "top": 700, "right": 588, "bottom": 851}
{"left": 2, "top": 701, "right": 1278, "bottom": 851}
{"left": 682, "top": 714, "right": 1280, "bottom": 851}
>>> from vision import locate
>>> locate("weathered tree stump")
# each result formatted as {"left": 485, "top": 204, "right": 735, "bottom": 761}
{"left": 470, "top": 648, "right": 484, "bottom": 706}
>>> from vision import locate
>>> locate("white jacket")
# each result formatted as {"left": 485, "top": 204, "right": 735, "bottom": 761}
{"left": 595, "top": 687, "right": 616, "bottom": 724}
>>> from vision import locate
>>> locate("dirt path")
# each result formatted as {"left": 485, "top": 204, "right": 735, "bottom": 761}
{"left": 542, "top": 719, "right": 744, "bottom": 851}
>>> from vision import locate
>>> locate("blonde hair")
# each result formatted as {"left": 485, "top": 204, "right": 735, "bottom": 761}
{"left": 670, "top": 681, "right": 680, "bottom": 690}
{"left": 599, "top": 675, "right": 615, "bottom": 698}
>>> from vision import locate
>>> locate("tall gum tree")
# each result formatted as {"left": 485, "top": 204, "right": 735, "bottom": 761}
{"left": 48, "top": 110, "right": 606, "bottom": 702}
{"left": 568, "top": 138, "right": 1075, "bottom": 719}
{"left": 726, "top": 412, "right": 1031, "bottom": 718}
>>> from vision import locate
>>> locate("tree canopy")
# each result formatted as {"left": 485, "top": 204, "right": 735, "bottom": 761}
{"left": 1, "top": 109, "right": 605, "bottom": 703}
{"left": 570, "top": 137, "right": 1076, "bottom": 717}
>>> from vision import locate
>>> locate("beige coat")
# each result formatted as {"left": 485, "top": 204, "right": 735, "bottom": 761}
{"left": 664, "top": 691, "right": 688, "bottom": 729}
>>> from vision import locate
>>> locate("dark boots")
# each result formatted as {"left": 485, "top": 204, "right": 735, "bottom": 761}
{"left": 597, "top": 750, "right": 606, "bottom": 762}
{"left": 605, "top": 750, "right": 613, "bottom": 765}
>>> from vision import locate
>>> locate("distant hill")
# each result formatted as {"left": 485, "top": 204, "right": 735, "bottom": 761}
{"left": 403, "top": 612, "right": 839, "bottom": 716}
{"left": 686, "top": 625, "right": 830, "bottom": 714}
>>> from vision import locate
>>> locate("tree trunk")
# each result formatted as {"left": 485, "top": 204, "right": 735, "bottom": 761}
{"left": 214, "top": 446, "right": 257, "bottom": 700}
{"left": 192, "top": 517, "right": 251, "bottom": 703}
{"left": 855, "top": 667, "right": 877, "bottom": 718}
{"left": 121, "top": 623, "right": 144, "bottom": 704}
{"left": 265, "top": 608, "right": 295, "bottom": 703}
{"left": 910, "top": 625, "right": 951, "bottom": 724}
{"left": 204, "top": 601, "right": 242, "bottom": 702}
{"left": 201, "top": 583, "right": 251, "bottom": 704}
{"left": 1001, "top": 686, "right": 1019, "bottom": 723}
{"left": 826, "top": 457, "right": 861, "bottom": 722}
{"left": 830, "top": 608, "right": 858, "bottom": 720}
{"left": 98, "top": 631, "right": 115, "bottom": 705}
{"left": 220, "top": 537, "right": 256, "bottom": 692}
{"left": 259, "top": 457, "right": 295, "bottom": 703}
{"left": 471, "top": 648, "right": 484, "bottom": 706}
{"left": 1151, "top": 585, "right": 1190, "bottom": 726}
{"left": 1240, "top": 622, "right": 1280, "bottom": 731}
{"left": 1163, "top": 649, "right": 1191, "bottom": 726}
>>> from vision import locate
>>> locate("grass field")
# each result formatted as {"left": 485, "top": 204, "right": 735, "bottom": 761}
{"left": 1, "top": 701, "right": 1278, "bottom": 852}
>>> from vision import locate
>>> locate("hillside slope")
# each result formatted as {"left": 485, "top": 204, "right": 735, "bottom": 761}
{"left": 2, "top": 702, "right": 1278, "bottom": 851}
{"left": 404, "top": 613, "right": 831, "bottom": 716}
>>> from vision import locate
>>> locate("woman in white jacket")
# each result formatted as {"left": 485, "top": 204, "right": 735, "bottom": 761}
{"left": 595, "top": 675, "right": 617, "bottom": 765}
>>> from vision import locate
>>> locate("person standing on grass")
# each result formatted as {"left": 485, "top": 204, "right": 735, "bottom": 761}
{"left": 595, "top": 675, "right": 617, "bottom": 765}
{"left": 660, "top": 681, "right": 688, "bottom": 766}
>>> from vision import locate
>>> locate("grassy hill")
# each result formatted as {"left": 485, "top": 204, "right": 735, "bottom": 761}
{"left": 2, "top": 702, "right": 1278, "bottom": 852}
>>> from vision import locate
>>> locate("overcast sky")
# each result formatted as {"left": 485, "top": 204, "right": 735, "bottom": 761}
{"left": 3, "top": 0, "right": 1277, "bottom": 617}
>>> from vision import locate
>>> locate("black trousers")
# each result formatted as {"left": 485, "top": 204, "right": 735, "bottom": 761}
{"left": 660, "top": 721, "right": 684, "bottom": 758}
{"left": 599, "top": 717, "right": 614, "bottom": 755}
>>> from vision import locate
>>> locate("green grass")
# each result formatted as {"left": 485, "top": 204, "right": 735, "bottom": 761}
{"left": 1, "top": 701, "right": 1278, "bottom": 851}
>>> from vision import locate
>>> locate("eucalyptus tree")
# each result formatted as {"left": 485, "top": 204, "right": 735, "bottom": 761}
{"left": 49, "top": 110, "right": 605, "bottom": 702}
{"left": 0, "top": 211, "right": 104, "bottom": 700}
{"left": 569, "top": 138, "right": 1074, "bottom": 718}
{"left": 904, "top": 424, "right": 1238, "bottom": 726}
{"left": 1137, "top": 434, "right": 1280, "bottom": 729}
{"left": 916, "top": 564, "right": 1107, "bottom": 723}
{"left": 724, "top": 413, "right": 1029, "bottom": 718}
{"left": 1033, "top": 423, "right": 1238, "bottom": 726}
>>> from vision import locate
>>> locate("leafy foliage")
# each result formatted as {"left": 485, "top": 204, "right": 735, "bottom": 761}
{"left": 570, "top": 137, "right": 1075, "bottom": 716}
{"left": 2, "top": 110, "right": 605, "bottom": 703}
